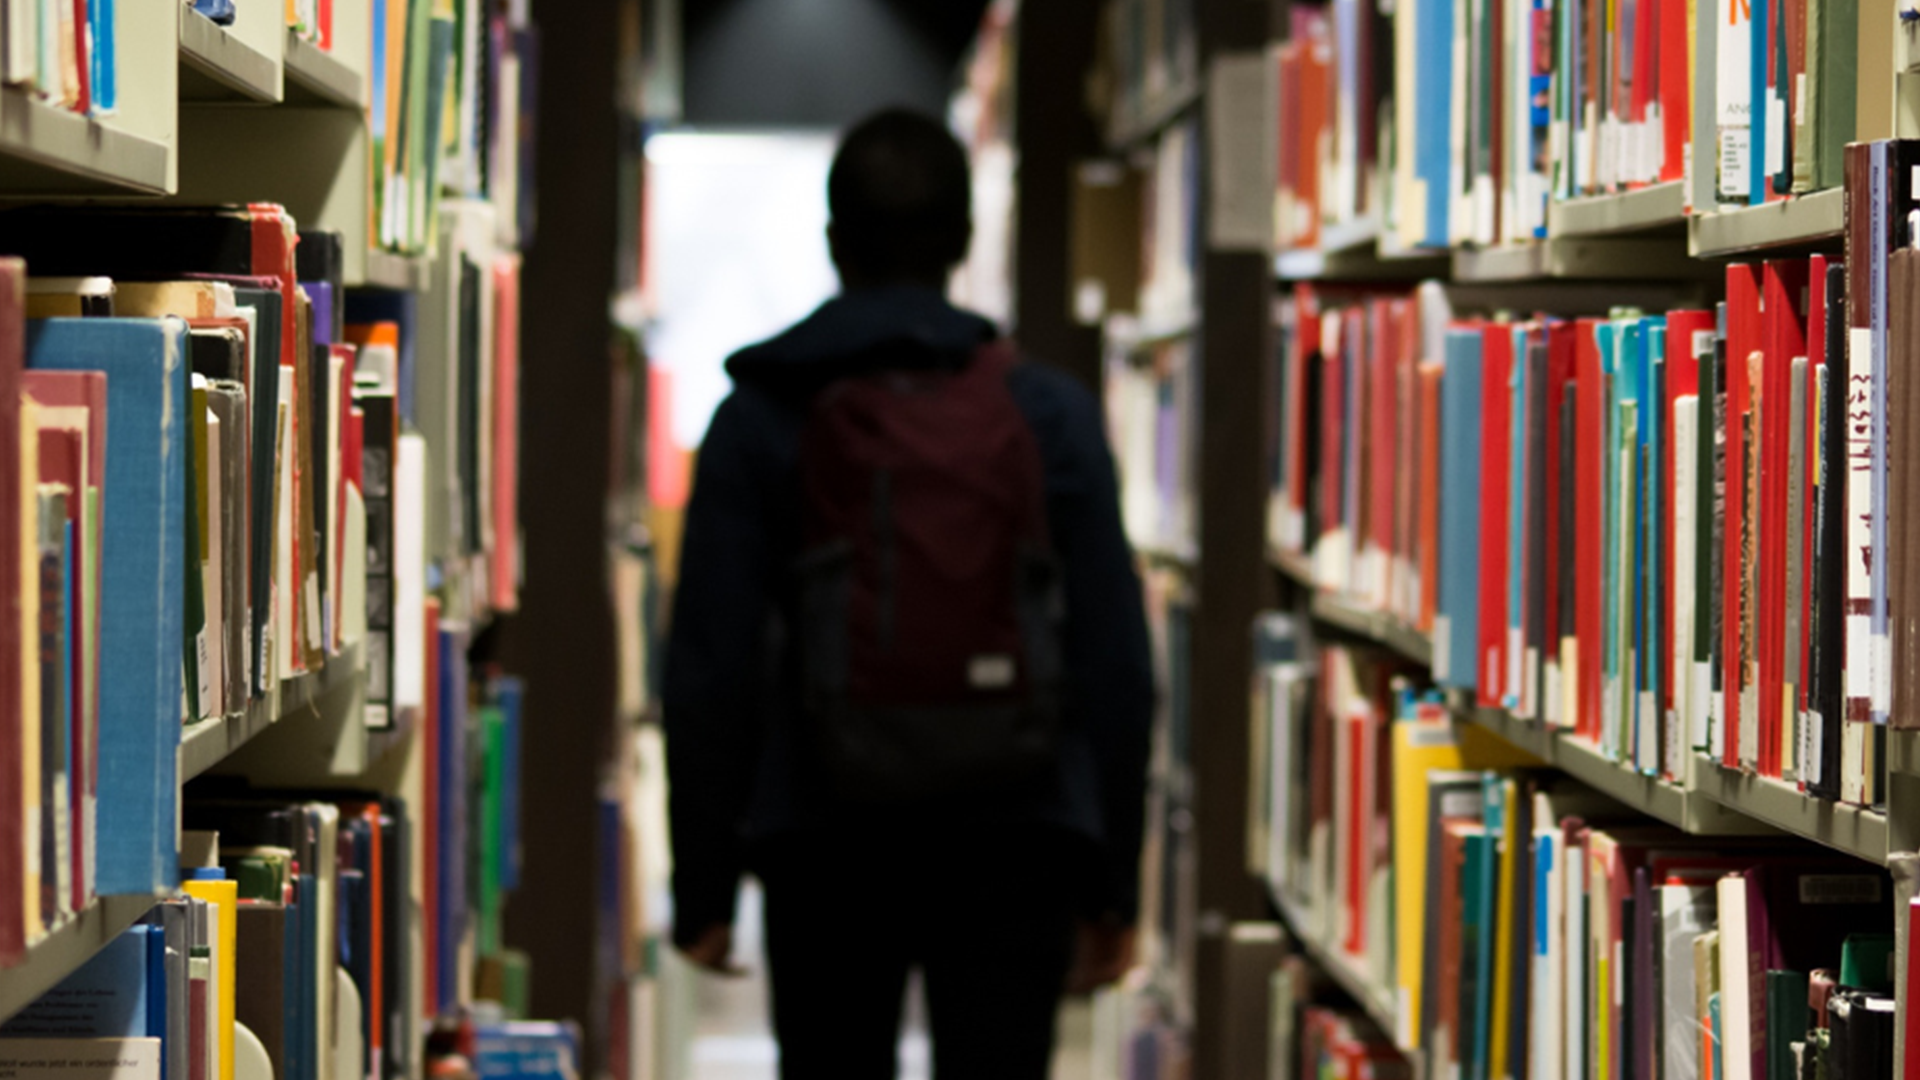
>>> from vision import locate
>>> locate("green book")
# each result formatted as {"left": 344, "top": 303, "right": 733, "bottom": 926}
{"left": 477, "top": 704, "right": 505, "bottom": 955}
{"left": 1838, "top": 933, "right": 1895, "bottom": 992}
{"left": 1766, "top": 970, "right": 1809, "bottom": 1080}
{"left": 1812, "top": 0, "right": 1857, "bottom": 191}
{"left": 1710, "top": 991, "right": 1724, "bottom": 1080}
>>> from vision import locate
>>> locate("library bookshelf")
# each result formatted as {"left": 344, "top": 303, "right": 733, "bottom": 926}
{"left": 0, "top": 3, "right": 542, "bottom": 1077}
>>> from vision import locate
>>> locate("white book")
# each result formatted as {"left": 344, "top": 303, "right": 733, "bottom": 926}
{"left": 204, "top": 406, "right": 225, "bottom": 720}
{"left": 1716, "top": 874, "right": 1753, "bottom": 1080}
{"left": 1672, "top": 396, "right": 1700, "bottom": 768}
{"left": 326, "top": 350, "right": 344, "bottom": 653}
{"left": 393, "top": 433, "right": 429, "bottom": 717}
{"left": 1563, "top": 840, "right": 1587, "bottom": 1080}
{"left": 274, "top": 375, "right": 295, "bottom": 684}
{"left": 1661, "top": 882, "right": 1717, "bottom": 1080}
{"left": 1529, "top": 816, "right": 1563, "bottom": 1080}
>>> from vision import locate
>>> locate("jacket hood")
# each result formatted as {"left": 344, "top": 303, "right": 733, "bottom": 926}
{"left": 724, "top": 285, "right": 998, "bottom": 386}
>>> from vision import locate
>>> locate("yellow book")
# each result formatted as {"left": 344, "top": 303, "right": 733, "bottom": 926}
{"left": 1389, "top": 705, "right": 1540, "bottom": 1048}
{"left": 182, "top": 876, "right": 239, "bottom": 1080}
{"left": 1488, "top": 774, "right": 1522, "bottom": 1080}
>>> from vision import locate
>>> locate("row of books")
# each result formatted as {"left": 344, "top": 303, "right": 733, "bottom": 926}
{"left": 1253, "top": 632, "right": 1911, "bottom": 1080}
{"left": 1271, "top": 144, "right": 1920, "bottom": 799}
{"left": 0, "top": 655, "right": 533, "bottom": 1080}
{"left": 1106, "top": 336, "right": 1196, "bottom": 559}
{"left": 1097, "top": 0, "right": 1197, "bottom": 140}
{"left": 1270, "top": 966, "right": 1408, "bottom": 1080}
{"left": 370, "top": 0, "right": 537, "bottom": 255}
{"left": 1273, "top": 0, "right": 1870, "bottom": 252}
{"left": 0, "top": 0, "right": 113, "bottom": 116}
{"left": 0, "top": 201, "right": 522, "bottom": 968}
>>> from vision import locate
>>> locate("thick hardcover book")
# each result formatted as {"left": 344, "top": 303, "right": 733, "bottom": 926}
{"left": 1722, "top": 264, "right": 1762, "bottom": 769}
{"left": 22, "top": 370, "right": 105, "bottom": 917}
{"left": 27, "top": 318, "right": 187, "bottom": 896}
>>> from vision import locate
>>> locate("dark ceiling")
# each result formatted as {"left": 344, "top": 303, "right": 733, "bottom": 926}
{"left": 680, "top": 0, "right": 996, "bottom": 128}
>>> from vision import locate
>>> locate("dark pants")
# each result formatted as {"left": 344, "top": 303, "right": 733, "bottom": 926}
{"left": 754, "top": 824, "right": 1081, "bottom": 1080}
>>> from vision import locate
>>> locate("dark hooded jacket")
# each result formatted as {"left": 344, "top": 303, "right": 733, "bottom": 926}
{"left": 662, "top": 285, "right": 1154, "bottom": 946}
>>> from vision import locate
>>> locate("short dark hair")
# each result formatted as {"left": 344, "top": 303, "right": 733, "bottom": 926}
{"left": 827, "top": 108, "right": 972, "bottom": 282}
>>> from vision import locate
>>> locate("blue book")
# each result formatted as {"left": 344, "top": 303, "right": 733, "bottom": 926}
{"left": 1599, "top": 321, "right": 1625, "bottom": 754}
{"left": 1461, "top": 826, "right": 1497, "bottom": 1080}
{"left": 90, "top": 0, "right": 115, "bottom": 114}
{"left": 1, "top": 923, "right": 159, "bottom": 1037}
{"left": 1642, "top": 321, "right": 1666, "bottom": 772}
{"left": 1749, "top": 0, "right": 1769, "bottom": 205}
{"left": 1413, "top": 0, "right": 1454, "bottom": 247}
{"left": 343, "top": 292, "right": 420, "bottom": 425}
{"left": 493, "top": 676, "right": 524, "bottom": 893}
{"left": 29, "top": 318, "right": 187, "bottom": 896}
{"left": 436, "top": 624, "right": 470, "bottom": 1016}
{"left": 1438, "top": 330, "right": 1483, "bottom": 688}
{"left": 474, "top": 1022, "right": 581, "bottom": 1080}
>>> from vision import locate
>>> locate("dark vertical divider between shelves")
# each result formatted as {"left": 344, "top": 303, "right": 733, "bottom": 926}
{"left": 1189, "top": 1, "right": 1281, "bottom": 1075}
{"left": 1012, "top": 0, "right": 1104, "bottom": 390}
{"left": 506, "top": 0, "right": 621, "bottom": 1058}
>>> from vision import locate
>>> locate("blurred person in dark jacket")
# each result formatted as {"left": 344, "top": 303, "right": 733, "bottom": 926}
{"left": 663, "top": 107, "right": 1153, "bottom": 1080}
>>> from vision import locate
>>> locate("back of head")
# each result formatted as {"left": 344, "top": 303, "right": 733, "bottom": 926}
{"left": 828, "top": 109, "right": 972, "bottom": 287}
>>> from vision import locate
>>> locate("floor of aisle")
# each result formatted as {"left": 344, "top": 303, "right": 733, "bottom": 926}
{"left": 687, "top": 885, "right": 1094, "bottom": 1080}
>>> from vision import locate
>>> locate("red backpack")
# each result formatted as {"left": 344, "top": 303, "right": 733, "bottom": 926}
{"left": 796, "top": 340, "right": 1065, "bottom": 802}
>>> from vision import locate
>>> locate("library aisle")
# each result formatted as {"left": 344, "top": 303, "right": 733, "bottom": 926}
{"left": 12, "top": 0, "right": 1920, "bottom": 1079}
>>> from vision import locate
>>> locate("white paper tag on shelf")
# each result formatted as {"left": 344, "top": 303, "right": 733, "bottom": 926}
{"left": 1720, "top": 128, "right": 1751, "bottom": 199}
{"left": 1767, "top": 94, "right": 1787, "bottom": 176}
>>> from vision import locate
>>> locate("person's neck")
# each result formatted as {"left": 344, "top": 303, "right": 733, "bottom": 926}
{"left": 836, "top": 270, "right": 949, "bottom": 295}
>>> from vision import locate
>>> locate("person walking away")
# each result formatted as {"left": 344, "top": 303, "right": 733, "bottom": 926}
{"left": 662, "top": 107, "right": 1155, "bottom": 1080}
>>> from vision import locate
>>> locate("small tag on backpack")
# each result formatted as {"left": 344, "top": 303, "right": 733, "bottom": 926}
{"left": 967, "top": 655, "right": 1017, "bottom": 690}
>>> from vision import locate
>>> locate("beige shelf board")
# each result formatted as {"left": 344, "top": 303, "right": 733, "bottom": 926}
{"left": 1268, "top": 544, "right": 1316, "bottom": 588}
{"left": 180, "top": 11, "right": 282, "bottom": 103}
{"left": 1892, "top": 729, "right": 1920, "bottom": 777}
{"left": 0, "top": 894, "right": 158, "bottom": 1025}
{"left": 1451, "top": 236, "right": 1702, "bottom": 282}
{"left": 1275, "top": 220, "right": 1451, "bottom": 282}
{"left": 1690, "top": 752, "right": 1889, "bottom": 864}
{"left": 0, "top": 87, "right": 170, "bottom": 194}
{"left": 180, "top": 647, "right": 366, "bottom": 782}
{"left": 1547, "top": 182, "right": 1687, "bottom": 237}
{"left": 1308, "top": 592, "right": 1433, "bottom": 668}
{"left": 1457, "top": 699, "right": 1559, "bottom": 763}
{"left": 361, "top": 250, "right": 427, "bottom": 291}
{"left": 283, "top": 32, "right": 364, "bottom": 109}
{"left": 1272, "top": 892, "right": 1404, "bottom": 1046}
{"left": 1689, "top": 189, "right": 1844, "bottom": 258}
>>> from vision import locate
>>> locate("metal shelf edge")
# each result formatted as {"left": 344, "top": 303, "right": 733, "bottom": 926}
{"left": 1689, "top": 752, "right": 1889, "bottom": 864}
{"left": 179, "top": 12, "right": 282, "bottom": 103}
{"left": 0, "top": 894, "right": 159, "bottom": 1024}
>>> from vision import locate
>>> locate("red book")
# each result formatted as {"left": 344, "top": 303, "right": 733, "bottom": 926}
{"left": 420, "top": 597, "right": 442, "bottom": 1012}
{"left": 490, "top": 256, "right": 522, "bottom": 614}
{"left": 1297, "top": 38, "right": 1330, "bottom": 250}
{"left": 34, "top": 424, "right": 80, "bottom": 921}
{"left": 1480, "top": 324, "right": 1514, "bottom": 707}
{"left": 1659, "top": 0, "right": 1690, "bottom": 183}
{"left": 1724, "top": 263, "right": 1763, "bottom": 768}
{"left": 0, "top": 258, "right": 23, "bottom": 965}
{"left": 70, "top": 0, "right": 88, "bottom": 114}
{"left": 1418, "top": 361, "right": 1443, "bottom": 632}
{"left": 1576, "top": 319, "right": 1607, "bottom": 739}
{"left": 20, "top": 370, "right": 103, "bottom": 919}
{"left": 1342, "top": 697, "right": 1369, "bottom": 955}
{"left": 1544, "top": 322, "right": 1577, "bottom": 727}
{"left": 1906, "top": 899, "right": 1920, "bottom": 1080}
{"left": 1630, "top": 0, "right": 1656, "bottom": 187}
{"left": 1759, "top": 260, "right": 1809, "bottom": 776}
{"left": 1663, "top": 311, "right": 1712, "bottom": 756}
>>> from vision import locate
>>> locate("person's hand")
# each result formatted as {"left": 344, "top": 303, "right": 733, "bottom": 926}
{"left": 676, "top": 924, "right": 746, "bottom": 977}
{"left": 1065, "top": 918, "right": 1137, "bottom": 994}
